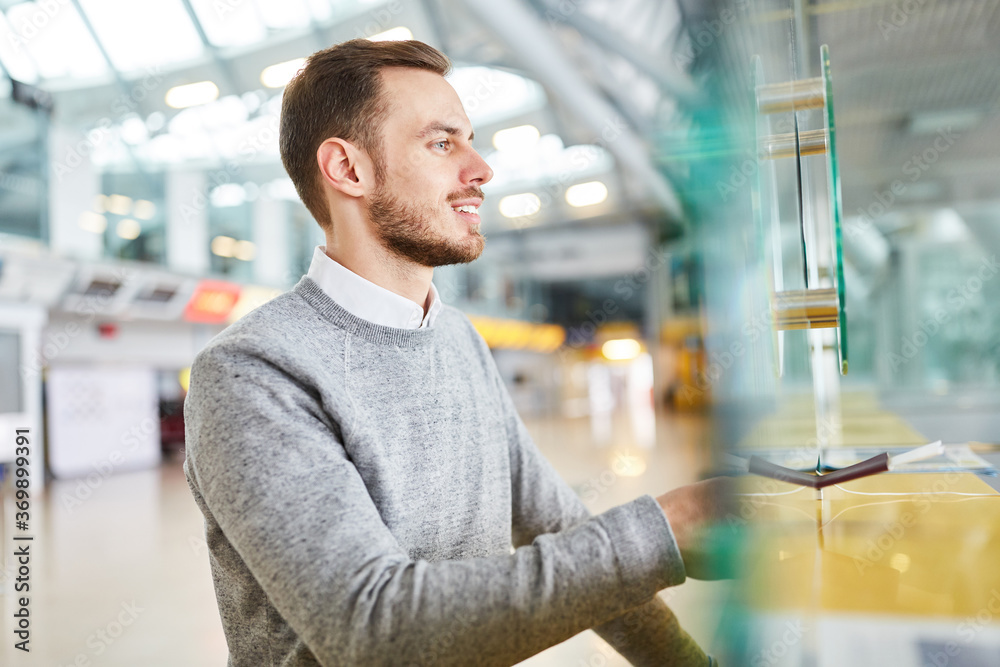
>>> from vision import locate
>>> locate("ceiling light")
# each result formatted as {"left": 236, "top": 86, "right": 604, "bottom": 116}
{"left": 492, "top": 124, "right": 540, "bottom": 152}
{"left": 78, "top": 212, "right": 107, "bottom": 234}
{"left": 165, "top": 81, "right": 220, "bottom": 109}
{"left": 146, "top": 111, "right": 166, "bottom": 132}
{"left": 602, "top": 338, "right": 641, "bottom": 361}
{"left": 107, "top": 194, "right": 133, "bottom": 216}
{"left": 133, "top": 200, "right": 157, "bottom": 220}
{"left": 499, "top": 193, "right": 541, "bottom": 218}
{"left": 211, "top": 235, "right": 237, "bottom": 258}
{"left": 368, "top": 27, "right": 413, "bottom": 41}
{"left": 566, "top": 181, "right": 608, "bottom": 207}
{"left": 260, "top": 58, "right": 306, "bottom": 88}
{"left": 210, "top": 184, "right": 246, "bottom": 208}
{"left": 234, "top": 240, "right": 256, "bottom": 261}
{"left": 116, "top": 218, "right": 141, "bottom": 240}
{"left": 120, "top": 116, "right": 148, "bottom": 145}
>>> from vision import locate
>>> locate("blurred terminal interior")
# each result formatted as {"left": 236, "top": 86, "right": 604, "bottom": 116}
{"left": 1, "top": 0, "right": 1000, "bottom": 664}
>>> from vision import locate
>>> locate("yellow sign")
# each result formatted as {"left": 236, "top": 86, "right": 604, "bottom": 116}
{"left": 467, "top": 316, "right": 565, "bottom": 353}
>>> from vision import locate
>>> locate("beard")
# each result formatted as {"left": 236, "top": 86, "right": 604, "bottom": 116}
{"left": 367, "top": 182, "right": 486, "bottom": 268}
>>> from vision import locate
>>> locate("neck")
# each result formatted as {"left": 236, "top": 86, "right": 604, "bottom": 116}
{"left": 323, "top": 235, "right": 434, "bottom": 315}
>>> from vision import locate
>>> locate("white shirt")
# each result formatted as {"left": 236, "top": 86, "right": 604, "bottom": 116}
{"left": 305, "top": 245, "right": 442, "bottom": 329}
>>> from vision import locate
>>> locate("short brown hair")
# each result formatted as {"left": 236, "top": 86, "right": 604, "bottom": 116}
{"left": 279, "top": 39, "right": 451, "bottom": 231}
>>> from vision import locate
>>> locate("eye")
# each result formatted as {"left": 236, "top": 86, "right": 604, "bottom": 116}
{"left": 431, "top": 139, "right": 450, "bottom": 150}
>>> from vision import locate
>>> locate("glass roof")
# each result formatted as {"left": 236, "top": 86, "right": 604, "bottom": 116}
{"left": 0, "top": 0, "right": 354, "bottom": 84}
{"left": 78, "top": 0, "right": 203, "bottom": 73}
{"left": 0, "top": 2, "right": 106, "bottom": 82}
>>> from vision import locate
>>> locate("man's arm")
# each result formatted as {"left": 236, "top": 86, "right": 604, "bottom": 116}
{"left": 183, "top": 341, "right": 686, "bottom": 667}
{"left": 493, "top": 357, "right": 710, "bottom": 666}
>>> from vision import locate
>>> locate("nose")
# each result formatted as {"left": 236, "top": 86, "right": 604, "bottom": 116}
{"left": 464, "top": 147, "right": 494, "bottom": 186}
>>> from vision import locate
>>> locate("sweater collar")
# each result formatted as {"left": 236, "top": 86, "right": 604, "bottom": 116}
{"left": 306, "top": 245, "right": 443, "bottom": 329}
{"left": 293, "top": 276, "right": 438, "bottom": 348}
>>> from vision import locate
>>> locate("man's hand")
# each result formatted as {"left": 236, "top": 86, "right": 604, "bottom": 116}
{"left": 656, "top": 477, "right": 737, "bottom": 580}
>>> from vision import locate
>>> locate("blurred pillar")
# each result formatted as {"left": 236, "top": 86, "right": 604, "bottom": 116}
{"left": 165, "top": 170, "right": 210, "bottom": 275}
{"left": 48, "top": 125, "right": 102, "bottom": 261}
{"left": 252, "top": 196, "right": 290, "bottom": 287}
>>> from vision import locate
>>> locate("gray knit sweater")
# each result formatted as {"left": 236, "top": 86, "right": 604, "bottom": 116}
{"left": 183, "top": 275, "right": 708, "bottom": 666}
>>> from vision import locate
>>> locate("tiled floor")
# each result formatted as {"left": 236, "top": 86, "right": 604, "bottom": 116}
{"left": 0, "top": 407, "right": 731, "bottom": 666}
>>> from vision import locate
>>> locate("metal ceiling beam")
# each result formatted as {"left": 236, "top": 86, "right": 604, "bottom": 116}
{"left": 177, "top": 0, "right": 243, "bottom": 95}
{"left": 534, "top": 0, "right": 701, "bottom": 107}
{"left": 68, "top": 0, "right": 152, "bottom": 185}
{"left": 462, "top": 0, "right": 686, "bottom": 224}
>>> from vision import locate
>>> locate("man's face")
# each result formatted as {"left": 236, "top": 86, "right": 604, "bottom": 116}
{"left": 365, "top": 67, "right": 494, "bottom": 267}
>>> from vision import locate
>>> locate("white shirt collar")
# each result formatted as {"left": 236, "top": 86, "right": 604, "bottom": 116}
{"left": 306, "top": 245, "right": 442, "bottom": 329}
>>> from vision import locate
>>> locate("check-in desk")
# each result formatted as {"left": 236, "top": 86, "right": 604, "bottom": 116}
{"left": 736, "top": 400, "right": 1000, "bottom": 666}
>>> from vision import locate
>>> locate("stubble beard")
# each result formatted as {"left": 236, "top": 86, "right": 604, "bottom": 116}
{"left": 367, "top": 179, "right": 486, "bottom": 268}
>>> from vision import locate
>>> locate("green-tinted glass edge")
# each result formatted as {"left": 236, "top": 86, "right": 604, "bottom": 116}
{"left": 823, "top": 44, "right": 848, "bottom": 375}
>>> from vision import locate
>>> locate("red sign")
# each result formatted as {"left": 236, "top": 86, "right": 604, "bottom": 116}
{"left": 183, "top": 280, "right": 241, "bottom": 324}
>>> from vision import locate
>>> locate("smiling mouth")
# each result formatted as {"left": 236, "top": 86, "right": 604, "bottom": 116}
{"left": 451, "top": 204, "right": 481, "bottom": 224}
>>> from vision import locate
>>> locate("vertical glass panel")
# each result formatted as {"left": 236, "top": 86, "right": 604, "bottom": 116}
{"left": 208, "top": 188, "right": 254, "bottom": 282}
{"left": 78, "top": 0, "right": 203, "bottom": 73}
{"left": 0, "top": 93, "right": 47, "bottom": 240}
{"left": 101, "top": 172, "right": 167, "bottom": 265}
{"left": 2, "top": 2, "right": 106, "bottom": 80}
{"left": 187, "top": 0, "right": 266, "bottom": 48}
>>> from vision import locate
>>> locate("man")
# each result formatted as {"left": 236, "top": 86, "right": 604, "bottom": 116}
{"left": 183, "top": 38, "right": 729, "bottom": 666}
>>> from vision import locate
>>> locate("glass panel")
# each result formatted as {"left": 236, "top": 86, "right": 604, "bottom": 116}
{"left": 207, "top": 194, "right": 254, "bottom": 282}
{"left": 0, "top": 88, "right": 47, "bottom": 240}
{"left": 100, "top": 172, "right": 167, "bottom": 265}
{"left": 822, "top": 44, "right": 848, "bottom": 375}
{"left": 78, "top": 0, "right": 203, "bottom": 73}
{"left": 2, "top": 2, "right": 106, "bottom": 80}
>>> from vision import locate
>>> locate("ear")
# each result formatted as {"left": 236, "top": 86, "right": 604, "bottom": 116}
{"left": 317, "top": 138, "right": 371, "bottom": 198}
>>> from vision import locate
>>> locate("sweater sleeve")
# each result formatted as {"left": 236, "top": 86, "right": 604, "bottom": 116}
{"left": 183, "top": 341, "right": 686, "bottom": 667}
{"left": 489, "top": 354, "right": 708, "bottom": 666}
